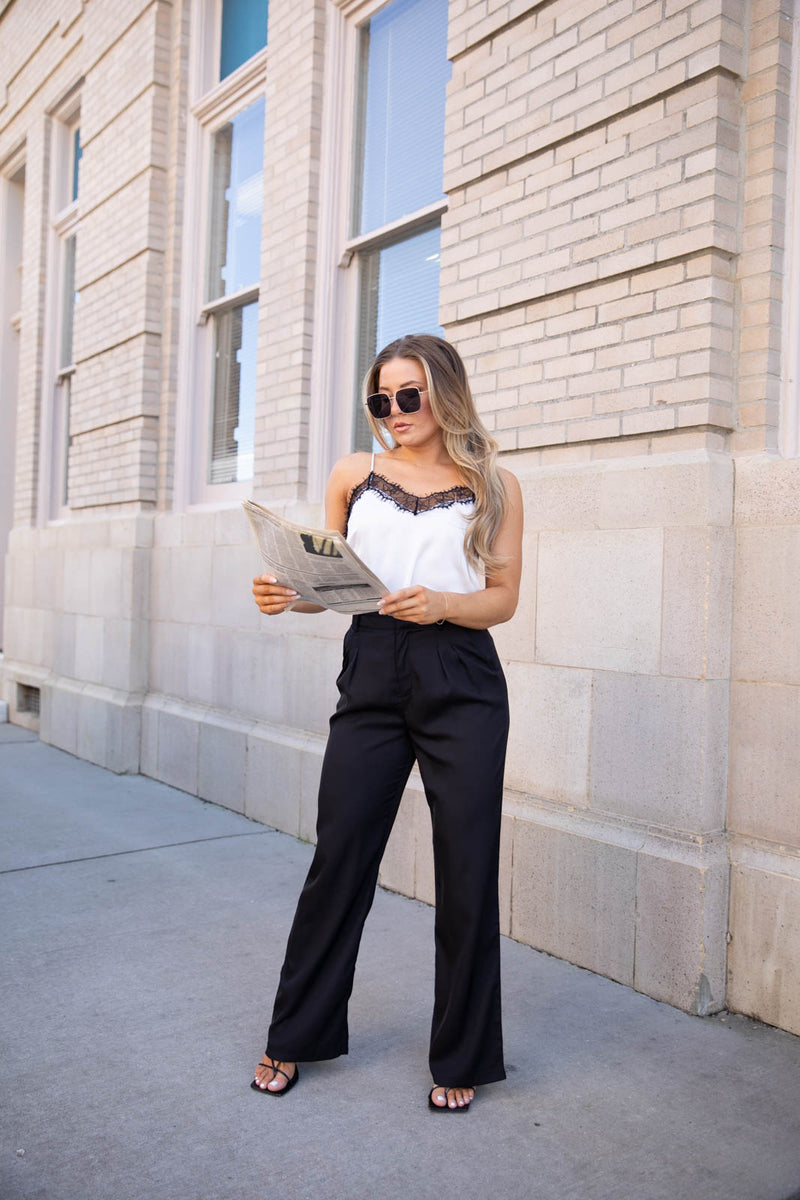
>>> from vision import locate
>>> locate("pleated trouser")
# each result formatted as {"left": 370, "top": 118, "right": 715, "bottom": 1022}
{"left": 265, "top": 612, "right": 509, "bottom": 1087}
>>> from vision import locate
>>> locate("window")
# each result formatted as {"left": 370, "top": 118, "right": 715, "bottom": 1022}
{"left": 205, "top": 96, "right": 264, "bottom": 484}
{"left": 39, "top": 107, "right": 81, "bottom": 521}
{"left": 220, "top": 0, "right": 269, "bottom": 79}
{"left": 176, "top": 0, "right": 268, "bottom": 504}
{"left": 348, "top": 0, "right": 450, "bottom": 449}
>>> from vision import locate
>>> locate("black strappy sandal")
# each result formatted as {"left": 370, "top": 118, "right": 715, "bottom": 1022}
{"left": 250, "top": 1054, "right": 300, "bottom": 1097}
{"left": 428, "top": 1086, "right": 472, "bottom": 1113}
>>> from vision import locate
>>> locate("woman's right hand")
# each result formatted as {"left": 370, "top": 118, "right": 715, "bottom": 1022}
{"left": 252, "top": 574, "right": 299, "bottom": 615}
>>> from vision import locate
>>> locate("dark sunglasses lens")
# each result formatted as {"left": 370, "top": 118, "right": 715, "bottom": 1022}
{"left": 366, "top": 393, "right": 391, "bottom": 418}
{"left": 396, "top": 388, "right": 422, "bottom": 413}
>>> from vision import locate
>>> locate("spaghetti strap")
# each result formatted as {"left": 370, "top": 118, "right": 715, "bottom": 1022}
{"left": 369, "top": 451, "right": 375, "bottom": 480}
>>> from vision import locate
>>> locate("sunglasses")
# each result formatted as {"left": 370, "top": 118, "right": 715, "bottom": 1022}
{"left": 365, "top": 387, "right": 425, "bottom": 420}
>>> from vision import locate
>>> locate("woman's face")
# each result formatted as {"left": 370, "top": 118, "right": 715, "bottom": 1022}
{"left": 376, "top": 357, "right": 441, "bottom": 449}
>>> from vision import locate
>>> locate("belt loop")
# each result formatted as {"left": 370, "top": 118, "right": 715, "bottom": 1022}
{"left": 353, "top": 614, "right": 362, "bottom": 631}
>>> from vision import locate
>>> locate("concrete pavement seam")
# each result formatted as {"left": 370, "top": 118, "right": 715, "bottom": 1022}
{"left": 0, "top": 829, "right": 273, "bottom": 875}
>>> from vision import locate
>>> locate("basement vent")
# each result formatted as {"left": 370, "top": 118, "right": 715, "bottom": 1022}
{"left": 17, "top": 683, "right": 40, "bottom": 716}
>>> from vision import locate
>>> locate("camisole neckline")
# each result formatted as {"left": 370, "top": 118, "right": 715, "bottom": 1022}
{"left": 346, "top": 453, "right": 475, "bottom": 524}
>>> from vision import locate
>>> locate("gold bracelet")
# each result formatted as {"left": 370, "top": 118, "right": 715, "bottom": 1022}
{"left": 436, "top": 592, "right": 449, "bottom": 625}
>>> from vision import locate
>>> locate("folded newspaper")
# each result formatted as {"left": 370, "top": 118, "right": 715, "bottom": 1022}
{"left": 243, "top": 499, "right": 388, "bottom": 615}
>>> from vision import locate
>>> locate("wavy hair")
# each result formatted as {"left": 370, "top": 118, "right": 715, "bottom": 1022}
{"left": 364, "top": 334, "right": 507, "bottom": 575}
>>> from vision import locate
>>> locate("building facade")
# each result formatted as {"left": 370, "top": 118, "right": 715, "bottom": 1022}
{"left": 1, "top": 0, "right": 798, "bottom": 1035}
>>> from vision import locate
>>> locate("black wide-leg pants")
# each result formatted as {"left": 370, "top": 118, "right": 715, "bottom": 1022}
{"left": 265, "top": 613, "right": 509, "bottom": 1087}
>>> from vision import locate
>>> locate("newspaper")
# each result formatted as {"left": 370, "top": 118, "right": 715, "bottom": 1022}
{"left": 243, "top": 499, "right": 388, "bottom": 615}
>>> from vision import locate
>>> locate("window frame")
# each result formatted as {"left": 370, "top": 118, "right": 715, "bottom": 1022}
{"left": 174, "top": 0, "right": 268, "bottom": 509}
{"left": 307, "top": 0, "right": 448, "bottom": 499}
{"left": 39, "top": 90, "right": 82, "bottom": 524}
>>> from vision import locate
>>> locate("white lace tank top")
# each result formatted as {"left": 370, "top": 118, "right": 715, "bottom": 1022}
{"left": 345, "top": 454, "right": 483, "bottom": 595}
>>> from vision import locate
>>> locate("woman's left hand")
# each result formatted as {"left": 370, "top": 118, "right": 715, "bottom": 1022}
{"left": 378, "top": 586, "right": 448, "bottom": 625}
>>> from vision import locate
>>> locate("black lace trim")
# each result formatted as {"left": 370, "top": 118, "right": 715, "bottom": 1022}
{"left": 345, "top": 471, "right": 474, "bottom": 533}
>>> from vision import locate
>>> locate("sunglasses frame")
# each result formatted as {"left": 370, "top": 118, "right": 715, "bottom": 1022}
{"left": 365, "top": 386, "right": 424, "bottom": 420}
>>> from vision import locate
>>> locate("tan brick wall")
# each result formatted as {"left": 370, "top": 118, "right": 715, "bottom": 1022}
{"left": 732, "top": 0, "right": 794, "bottom": 452}
{"left": 442, "top": 0, "right": 747, "bottom": 455}
{"left": 253, "top": 0, "right": 326, "bottom": 498}
{"left": 69, "top": 0, "right": 172, "bottom": 509}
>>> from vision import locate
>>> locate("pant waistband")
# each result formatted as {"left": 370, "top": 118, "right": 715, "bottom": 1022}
{"left": 351, "top": 613, "right": 449, "bottom": 633}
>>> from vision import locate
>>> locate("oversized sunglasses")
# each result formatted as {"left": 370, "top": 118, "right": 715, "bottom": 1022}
{"left": 365, "top": 387, "right": 424, "bottom": 420}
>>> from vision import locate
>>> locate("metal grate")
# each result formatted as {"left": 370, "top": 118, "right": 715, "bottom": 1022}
{"left": 16, "top": 684, "right": 40, "bottom": 716}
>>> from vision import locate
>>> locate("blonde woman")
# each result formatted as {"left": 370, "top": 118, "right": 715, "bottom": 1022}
{"left": 251, "top": 334, "right": 523, "bottom": 1111}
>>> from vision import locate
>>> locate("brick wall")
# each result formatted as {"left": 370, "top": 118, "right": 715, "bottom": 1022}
{"left": 253, "top": 0, "right": 326, "bottom": 498}
{"left": 69, "top": 0, "right": 172, "bottom": 509}
{"left": 442, "top": 0, "right": 747, "bottom": 459}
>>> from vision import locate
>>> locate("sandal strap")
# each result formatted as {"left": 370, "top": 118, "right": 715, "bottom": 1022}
{"left": 257, "top": 1055, "right": 292, "bottom": 1083}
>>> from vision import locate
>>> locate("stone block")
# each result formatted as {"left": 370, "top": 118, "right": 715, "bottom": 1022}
{"left": 216, "top": 506, "right": 250, "bottom": 546}
{"left": 499, "top": 812, "right": 513, "bottom": 938}
{"left": 413, "top": 783, "right": 436, "bottom": 906}
{"left": 379, "top": 789, "right": 416, "bottom": 896}
{"left": 76, "top": 689, "right": 110, "bottom": 769}
{"left": 490, "top": 530, "right": 538, "bottom": 664}
{"left": 728, "top": 681, "right": 800, "bottom": 845}
{"left": 590, "top": 673, "right": 728, "bottom": 831}
{"left": 728, "top": 865, "right": 800, "bottom": 1037}
{"left": 518, "top": 461, "right": 603, "bottom": 531}
{"left": 163, "top": 546, "right": 213, "bottom": 625}
{"left": 510, "top": 817, "right": 637, "bottom": 985}
{"left": 211, "top": 545, "right": 261, "bottom": 630}
{"left": 103, "top": 618, "right": 148, "bottom": 692}
{"left": 198, "top": 715, "right": 249, "bottom": 814}
{"left": 299, "top": 743, "right": 324, "bottom": 844}
{"left": 186, "top": 625, "right": 217, "bottom": 707}
{"left": 504, "top": 661, "right": 592, "bottom": 804}
{"left": 40, "top": 679, "right": 79, "bottom": 756}
{"left": 74, "top": 615, "right": 105, "bottom": 685}
{"left": 157, "top": 706, "right": 200, "bottom": 794}
{"left": 90, "top": 548, "right": 127, "bottom": 618}
{"left": 226, "top": 630, "right": 285, "bottom": 722}
{"left": 661, "top": 526, "right": 734, "bottom": 679}
{"left": 33, "top": 547, "right": 62, "bottom": 614}
{"left": 734, "top": 455, "right": 800, "bottom": 525}
{"left": 153, "top": 513, "right": 184, "bottom": 548}
{"left": 149, "top": 621, "right": 189, "bottom": 698}
{"left": 598, "top": 453, "right": 733, "bottom": 528}
{"left": 72, "top": 686, "right": 140, "bottom": 773}
{"left": 62, "top": 548, "right": 93, "bottom": 615}
{"left": 148, "top": 548, "right": 174, "bottom": 622}
{"left": 732, "top": 527, "right": 800, "bottom": 685}
{"left": 284, "top": 633, "right": 342, "bottom": 735}
{"left": 245, "top": 731, "right": 303, "bottom": 836}
{"left": 536, "top": 528, "right": 663, "bottom": 673}
{"left": 517, "top": 453, "right": 732, "bottom": 532}
{"left": 634, "top": 849, "right": 728, "bottom": 1013}
{"left": 140, "top": 700, "right": 159, "bottom": 778}
{"left": 52, "top": 613, "right": 77, "bottom": 679}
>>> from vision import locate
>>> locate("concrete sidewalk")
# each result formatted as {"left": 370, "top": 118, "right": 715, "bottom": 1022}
{"left": 1, "top": 725, "right": 799, "bottom": 1200}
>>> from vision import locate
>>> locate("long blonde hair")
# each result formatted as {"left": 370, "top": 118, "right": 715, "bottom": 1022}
{"left": 364, "top": 334, "right": 507, "bottom": 575}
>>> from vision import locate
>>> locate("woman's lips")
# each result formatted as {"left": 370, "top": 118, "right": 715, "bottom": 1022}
{"left": 393, "top": 421, "right": 412, "bottom": 433}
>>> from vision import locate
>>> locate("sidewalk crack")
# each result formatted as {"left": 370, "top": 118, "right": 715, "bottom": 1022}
{"left": 0, "top": 829, "right": 273, "bottom": 874}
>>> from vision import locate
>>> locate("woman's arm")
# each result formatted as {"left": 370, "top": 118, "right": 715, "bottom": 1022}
{"left": 251, "top": 453, "right": 370, "bottom": 616}
{"left": 377, "top": 468, "right": 524, "bottom": 630}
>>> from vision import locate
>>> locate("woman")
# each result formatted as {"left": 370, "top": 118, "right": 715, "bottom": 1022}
{"left": 250, "top": 334, "right": 523, "bottom": 1111}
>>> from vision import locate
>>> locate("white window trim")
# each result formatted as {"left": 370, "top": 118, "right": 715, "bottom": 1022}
{"left": 174, "top": 0, "right": 267, "bottom": 510}
{"left": 780, "top": 12, "right": 800, "bottom": 458}
{"left": 307, "top": 0, "right": 449, "bottom": 501}
{"left": 38, "top": 94, "right": 81, "bottom": 524}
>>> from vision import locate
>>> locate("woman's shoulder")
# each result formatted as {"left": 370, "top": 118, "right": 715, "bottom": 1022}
{"left": 329, "top": 451, "right": 373, "bottom": 489}
{"left": 498, "top": 464, "right": 522, "bottom": 501}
